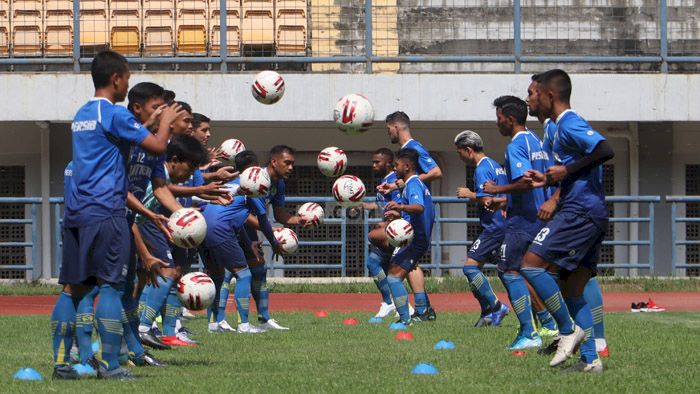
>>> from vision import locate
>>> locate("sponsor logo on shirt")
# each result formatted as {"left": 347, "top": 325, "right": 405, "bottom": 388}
{"left": 71, "top": 120, "right": 97, "bottom": 132}
{"left": 495, "top": 168, "right": 506, "bottom": 176}
{"left": 530, "top": 150, "right": 548, "bottom": 161}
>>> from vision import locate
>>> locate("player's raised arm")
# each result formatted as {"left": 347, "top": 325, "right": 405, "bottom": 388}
{"left": 138, "top": 103, "right": 185, "bottom": 154}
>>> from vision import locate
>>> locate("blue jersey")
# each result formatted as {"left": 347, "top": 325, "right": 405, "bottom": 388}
{"left": 402, "top": 139, "right": 438, "bottom": 175}
{"left": 64, "top": 98, "right": 149, "bottom": 227}
{"left": 400, "top": 175, "right": 434, "bottom": 247}
{"left": 552, "top": 110, "right": 608, "bottom": 223}
{"left": 541, "top": 119, "right": 557, "bottom": 198}
{"left": 474, "top": 157, "right": 507, "bottom": 235}
{"left": 63, "top": 162, "right": 74, "bottom": 215}
{"left": 127, "top": 145, "right": 166, "bottom": 223}
{"left": 176, "top": 168, "right": 205, "bottom": 209}
{"left": 376, "top": 172, "right": 401, "bottom": 212}
{"left": 263, "top": 178, "right": 286, "bottom": 208}
{"left": 504, "top": 130, "right": 548, "bottom": 234}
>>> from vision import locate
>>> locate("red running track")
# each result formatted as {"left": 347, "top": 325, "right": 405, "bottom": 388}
{"left": 0, "top": 292, "right": 699, "bottom": 315}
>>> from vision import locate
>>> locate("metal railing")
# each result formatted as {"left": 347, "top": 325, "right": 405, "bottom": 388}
{"left": 0, "top": 1, "right": 698, "bottom": 73}
{"left": 667, "top": 196, "right": 700, "bottom": 272}
{"left": 0, "top": 195, "right": 663, "bottom": 279}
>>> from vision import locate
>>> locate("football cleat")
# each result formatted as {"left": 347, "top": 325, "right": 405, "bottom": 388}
{"left": 538, "top": 326, "right": 559, "bottom": 338}
{"left": 258, "top": 318, "right": 290, "bottom": 331}
{"left": 538, "top": 338, "right": 560, "bottom": 355}
{"left": 97, "top": 365, "right": 136, "bottom": 381}
{"left": 176, "top": 330, "right": 198, "bottom": 345}
{"left": 563, "top": 359, "right": 604, "bottom": 373}
{"left": 508, "top": 335, "right": 543, "bottom": 351}
{"left": 646, "top": 298, "right": 666, "bottom": 312}
{"left": 474, "top": 314, "right": 492, "bottom": 328}
{"left": 132, "top": 351, "right": 166, "bottom": 367}
{"left": 630, "top": 302, "right": 642, "bottom": 312}
{"left": 375, "top": 302, "right": 397, "bottom": 319}
{"left": 237, "top": 322, "right": 267, "bottom": 334}
{"left": 490, "top": 303, "right": 510, "bottom": 327}
{"left": 550, "top": 326, "right": 585, "bottom": 367}
{"left": 161, "top": 335, "right": 197, "bottom": 347}
{"left": 52, "top": 364, "right": 81, "bottom": 380}
{"left": 181, "top": 308, "right": 196, "bottom": 319}
{"left": 139, "top": 329, "right": 171, "bottom": 350}
{"left": 411, "top": 307, "right": 437, "bottom": 322}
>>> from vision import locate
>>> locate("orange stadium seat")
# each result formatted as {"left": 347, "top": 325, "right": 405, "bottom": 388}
{"left": 143, "top": 1, "right": 175, "bottom": 55}
{"left": 210, "top": 0, "right": 241, "bottom": 56}
{"left": 111, "top": 0, "right": 142, "bottom": 56}
{"left": 12, "top": 0, "right": 43, "bottom": 56}
{"left": 80, "top": 0, "right": 109, "bottom": 50}
{"left": 241, "top": 1, "right": 273, "bottom": 46}
{"left": 276, "top": 8, "right": 306, "bottom": 55}
{"left": 0, "top": 0, "right": 9, "bottom": 56}
{"left": 44, "top": 1, "right": 74, "bottom": 56}
{"left": 176, "top": 0, "right": 207, "bottom": 55}
{"left": 276, "top": 0, "right": 305, "bottom": 12}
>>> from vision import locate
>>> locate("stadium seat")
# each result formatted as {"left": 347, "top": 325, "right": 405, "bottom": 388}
{"left": 276, "top": 0, "right": 306, "bottom": 12}
{"left": 12, "top": 0, "right": 43, "bottom": 56}
{"left": 176, "top": 0, "right": 207, "bottom": 55}
{"left": 143, "top": 1, "right": 175, "bottom": 56}
{"left": 0, "top": 0, "right": 9, "bottom": 56}
{"left": 80, "top": 0, "right": 109, "bottom": 50}
{"left": 276, "top": 9, "right": 306, "bottom": 55}
{"left": 209, "top": 0, "right": 241, "bottom": 56}
{"left": 45, "top": 11, "right": 73, "bottom": 56}
{"left": 111, "top": 0, "right": 142, "bottom": 56}
{"left": 241, "top": 1, "right": 274, "bottom": 46}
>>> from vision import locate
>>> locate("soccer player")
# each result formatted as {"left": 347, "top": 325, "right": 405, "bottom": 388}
{"left": 378, "top": 111, "right": 441, "bottom": 321}
{"left": 202, "top": 150, "right": 284, "bottom": 333}
{"left": 526, "top": 74, "right": 609, "bottom": 358}
{"left": 189, "top": 112, "right": 238, "bottom": 184}
{"left": 520, "top": 69, "right": 614, "bottom": 372}
{"left": 453, "top": 130, "right": 510, "bottom": 328}
{"left": 52, "top": 51, "right": 181, "bottom": 380}
{"left": 383, "top": 148, "right": 435, "bottom": 325}
{"left": 481, "top": 95, "right": 547, "bottom": 350}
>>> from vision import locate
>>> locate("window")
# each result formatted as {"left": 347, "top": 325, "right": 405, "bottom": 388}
{"left": 0, "top": 166, "right": 26, "bottom": 279}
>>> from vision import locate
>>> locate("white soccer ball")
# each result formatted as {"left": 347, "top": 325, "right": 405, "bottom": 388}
{"left": 332, "top": 175, "right": 366, "bottom": 208}
{"left": 168, "top": 208, "right": 207, "bottom": 249}
{"left": 317, "top": 147, "right": 347, "bottom": 178}
{"left": 177, "top": 272, "right": 216, "bottom": 310}
{"left": 385, "top": 218, "right": 414, "bottom": 248}
{"left": 297, "top": 202, "right": 325, "bottom": 227}
{"left": 252, "top": 70, "right": 285, "bottom": 104}
{"left": 333, "top": 93, "right": 375, "bottom": 135}
{"left": 238, "top": 166, "right": 271, "bottom": 197}
{"left": 219, "top": 138, "right": 246, "bottom": 165}
{"left": 273, "top": 227, "right": 299, "bottom": 255}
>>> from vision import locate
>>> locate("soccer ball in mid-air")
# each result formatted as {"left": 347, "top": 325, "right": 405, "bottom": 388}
{"left": 385, "top": 218, "right": 414, "bottom": 248}
{"left": 317, "top": 147, "right": 347, "bottom": 177}
{"left": 177, "top": 272, "right": 216, "bottom": 310}
{"left": 332, "top": 175, "right": 366, "bottom": 208}
{"left": 219, "top": 138, "right": 246, "bottom": 166}
{"left": 239, "top": 166, "right": 271, "bottom": 197}
{"left": 297, "top": 202, "right": 325, "bottom": 227}
{"left": 274, "top": 227, "right": 299, "bottom": 255}
{"left": 252, "top": 70, "right": 285, "bottom": 104}
{"left": 168, "top": 208, "right": 207, "bottom": 249}
{"left": 333, "top": 94, "right": 374, "bottom": 135}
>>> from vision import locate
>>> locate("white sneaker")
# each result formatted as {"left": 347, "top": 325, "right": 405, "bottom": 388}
{"left": 237, "top": 322, "right": 267, "bottom": 334}
{"left": 563, "top": 358, "right": 604, "bottom": 373}
{"left": 258, "top": 319, "right": 290, "bottom": 331}
{"left": 181, "top": 308, "right": 196, "bottom": 319}
{"left": 550, "top": 325, "right": 585, "bottom": 367}
{"left": 375, "top": 302, "right": 396, "bottom": 318}
{"left": 208, "top": 320, "right": 236, "bottom": 333}
{"left": 176, "top": 330, "right": 198, "bottom": 344}
{"left": 219, "top": 320, "right": 236, "bottom": 332}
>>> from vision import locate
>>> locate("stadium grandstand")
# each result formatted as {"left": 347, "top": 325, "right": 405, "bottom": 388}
{"left": 1, "top": 0, "right": 700, "bottom": 282}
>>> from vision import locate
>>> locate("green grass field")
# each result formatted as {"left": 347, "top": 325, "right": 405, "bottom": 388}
{"left": 2, "top": 312, "right": 699, "bottom": 393}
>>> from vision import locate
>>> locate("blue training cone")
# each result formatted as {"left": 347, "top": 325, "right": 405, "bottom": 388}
{"left": 368, "top": 317, "right": 383, "bottom": 324}
{"left": 434, "top": 340, "right": 456, "bottom": 350}
{"left": 411, "top": 363, "right": 439, "bottom": 375}
{"left": 13, "top": 368, "right": 43, "bottom": 381}
{"left": 389, "top": 322, "right": 408, "bottom": 330}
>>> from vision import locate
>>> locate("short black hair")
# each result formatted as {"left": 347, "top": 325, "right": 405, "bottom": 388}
{"left": 269, "top": 145, "right": 295, "bottom": 158}
{"left": 191, "top": 113, "right": 211, "bottom": 131}
{"left": 396, "top": 148, "right": 419, "bottom": 170}
{"left": 91, "top": 51, "right": 129, "bottom": 89}
{"left": 127, "top": 82, "right": 164, "bottom": 113}
{"left": 163, "top": 90, "right": 176, "bottom": 104}
{"left": 234, "top": 150, "right": 259, "bottom": 171}
{"left": 373, "top": 147, "right": 394, "bottom": 162}
{"left": 536, "top": 69, "right": 572, "bottom": 103}
{"left": 531, "top": 73, "right": 540, "bottom": 82}
{"left": 166, "top": 134, "right": 208, "bottom": 167}
{"left": 385, "top": 111, "right": 410, "bottom": 127}
{"left": 493, "top": 95, "right": 528, "bottom": 125}
{"left": 176, "top": 101, "right": 192, "bottom": 114}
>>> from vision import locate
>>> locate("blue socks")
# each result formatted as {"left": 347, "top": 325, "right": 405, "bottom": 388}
{"left": 95, "top": 284, "right": 125, "bottom": 371}
{"left": 463, "top": 265, "right": 499, "bottom": 315}
{"left": 207, "top": 273, "right": 225, "bottom": 323}
{"left": 414, "top": 292, "right": 428, "bottom": 315}
{"left": 566, "top": 296, "right": 598, "bottom": 364}
{"left": 521, "top": 267, "right": 575, "bottom": 335}
{"left": 162, "top": 286, "right": 180, "bottom": 336}
{"left": 51, "top": 291, "right": 79, "bottom": 366}
{"left": 583, "top": 277, "right": 605, "bottom": 340}
{"left": 500, "top": 272, "right": 537, "bottom": 339}
{"left": 75, "top": 286, "right": 98, "bottom": 364}
{"left": 367, "top": 248, "right": 392, "bottom": 305}
{"left": 234, "top": 268, "right": 253, "bottom": 324}
{"left": 387, "top": 275, "right": 410, "bottom": 322}
{"left": 215, "top": 270, "right": 234, "bottom": 323}
{"left": 138, "top": 276, "right": 174, "bottom": 329}
{"left": 250, "top": 264, "right": 270, "bottom": 322}
{"left": 535, "top": 308, "right": 558, "bottom": 331}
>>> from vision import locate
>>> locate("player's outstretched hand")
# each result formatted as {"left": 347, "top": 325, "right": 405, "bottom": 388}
{"left": 143, "top": 255, "right": 169, "bottom": 286}
{"left": 384, "top": 209, "right": 401, "bottom": 221}
{"left": 538, "top": 197, "right": 558, "bottom": 221}
{"left": 299, "top": 216, "right": 316, "bottom": 228}
{"left": 214, "top": 166, "right": 239, "bottom": 182}
{"left": 208, "top": 147, "right": 229, "bottom": 162}
{"left": 456, "top": 187, "right": 473, "bottom": 199}
{"left": 149, "top": 213, "right": 173, "bottom": 243}
{"left": 545, "top": 165, "right": 568, "bottom": 184}
{"left": 482, "top": 181, "right": 498, "bottom": 194}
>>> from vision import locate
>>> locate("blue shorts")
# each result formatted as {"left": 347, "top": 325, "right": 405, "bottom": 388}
{"left": 498, "top": 230, "right": 534, "bottom": 272}
{"left": 527, "top": 210, "right": 607, "bottom": 272}
{"left": 241, "top": 225, "right": 260, "bottom": 261}
{"left": 201, "top": 237, "right": 247, "bottom": 272}
{"left": 468, "top": 231, "right": 504, "bottom": 265}
{"left": 390, "top": 241, "right": 429, "bottom": 272}
{"left": 138, "top": 221, "right": 175, "bottom": 268}
{"left": 59, "top": 216, "right": 131, "bottom": 285}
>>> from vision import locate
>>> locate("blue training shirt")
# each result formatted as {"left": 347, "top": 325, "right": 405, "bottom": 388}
{"left": 552, "top": 110, "right": 608, "bottom": 224}
{"left": 63, "top": 162, "right": 74, "bottom": 215}
{"left": 541, "top": 118, "right": 557, "bottom": 198}
{"left": 474, "top": 157, "right": 507, "bottom": 235}
{"left": 400, "top": 175, "right": 434, "bottom": 248}
{"left": 402, "top": 139, "right": 438, "bottom": 175}
{"left": 503, "top": 129, "right": 548, "bottom": 234}
{"left": 176, "top": 168, "right": 205, "bottom": 209}
{"left": 127, "top": 145, "right": 166, "bottom": 223}
{"left": 263, "top": 178, "right": 286, "bottom": 208}
{"left": 376, "top": 171, "right": 401, "bottom": 212}
{"left": 64, "top": 98, "right": 150, "bottom": 227}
